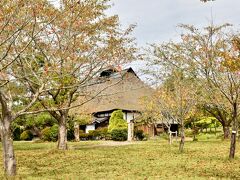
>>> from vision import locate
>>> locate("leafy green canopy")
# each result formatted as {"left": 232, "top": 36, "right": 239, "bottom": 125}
{"left": 195, "top": 117, "right": 221, "bottom": 129}
{"left": 108, "top": 110, "right": 127, "bottom": 132}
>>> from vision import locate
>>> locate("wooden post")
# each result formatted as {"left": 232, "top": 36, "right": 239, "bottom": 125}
{"left": 128, "top": 121, "right": 134, "bottom": 141}
{"left": 169, "top": 131, "right": 178, "bottom": 144}
{"left": 169, "top": 131, "right": 172, "bottom": 144}
{"left": 74, "top": 122, "right": 80, "bottom": 142}
{"left": 229, "top": 130, "right": 237, "bottom": 159}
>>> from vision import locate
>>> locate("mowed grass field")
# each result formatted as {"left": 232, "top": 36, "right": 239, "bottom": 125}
{"left": 1, "top": 139, "right": 240, "bottom": 179}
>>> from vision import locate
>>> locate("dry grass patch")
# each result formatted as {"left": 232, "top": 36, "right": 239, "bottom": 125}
{"left": 0, "top": 140, "right": 240, "bottom": 179}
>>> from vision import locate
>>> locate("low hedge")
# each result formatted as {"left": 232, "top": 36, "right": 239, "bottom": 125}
{"left": 41, "top": 124, "right": 58, "bottom": 142}
{"left": 79, "top": 128, "right": 111, "bottom": 140}
{"left": 80, "top": 128, "right": 128, "bottom": 141}
{"left": 20, "top": 130, "right": 33, "bottom": 141}
{"left": 111, "top": 128, "right": 127, "bottom": 141}
{"left": 79, "top": 133, "right": 93, "bottom": 140}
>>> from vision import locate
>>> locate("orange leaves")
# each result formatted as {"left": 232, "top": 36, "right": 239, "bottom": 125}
{"left": 220, "top": 56, "right": 240, "bottom": 72}
{"left": 232, "top": 37, "right": 240, "bottom": 52}
{"left": 181, "top": 34, "right": 190, "bottom": 42}
{"left": 218, "top": 38, "right": 240, "bottom": 72}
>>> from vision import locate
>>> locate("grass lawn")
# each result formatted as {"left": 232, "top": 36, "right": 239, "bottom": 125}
{"left": 0, "top": 139, "right": 240, "bottom": 179}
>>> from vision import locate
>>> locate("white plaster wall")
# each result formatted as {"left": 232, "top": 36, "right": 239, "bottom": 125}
{"left": 126, "top": 112, "right": 134, "bottom": 122}
{"left": 85, "top": 124, "right": 95, "bottom": 133}
{"left": 123, "top": 112, "right": 141, "bottom": 123}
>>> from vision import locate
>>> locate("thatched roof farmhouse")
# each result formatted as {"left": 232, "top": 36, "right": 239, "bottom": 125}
{"left": 72, "top": 67, "right": 154, "bottom": 133}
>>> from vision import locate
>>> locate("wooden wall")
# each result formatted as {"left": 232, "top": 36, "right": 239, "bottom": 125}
{"left": 135, "top": 124, "right": 156, "bottom": 137}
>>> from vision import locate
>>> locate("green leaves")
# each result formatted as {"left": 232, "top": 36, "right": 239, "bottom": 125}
{"left": 108, "top": 110, "right": 127, "bottom": 132}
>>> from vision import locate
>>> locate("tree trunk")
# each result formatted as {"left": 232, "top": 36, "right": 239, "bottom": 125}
{"left": 229, "top": 131, "right": 237, "bottom": 159}
{"left": 0, "top": 115, "right": 17, "bottom": 176}
{"left": 127, "top": 121, "right": 134, "bottom": 141}
{"left": 179, "top": 123, "right": 185, "bottom": 153}
{"left": 229, "top": 102, "right": 238, "bottom": 159}
{"left": 74, "top": 122, "right": 80, "bottom": 142}
{"left": 193, "top": 127, "right": 197, "bottom": 141}
{"left": 57, "top": 114, "right": 68, "bottom": 150}
{"left": 169, "top": 131, "right": 172, "bottom": 144}
{"left": 192, "top": 122, "right": 197, "bottom": 141}
{"left": 223, "top": 125, "right": 230, "bottom": 139}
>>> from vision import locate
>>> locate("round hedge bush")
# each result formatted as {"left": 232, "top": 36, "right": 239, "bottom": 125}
{"left": 108, "top": 110, "right": 127, "bottom": 132}
{"left": 111, "top": 128, "right": 127, "bottom": 141}
{"left": 20, "top": 130, "right": 33, "bottom": 141}
{"left": 41, "top": 124, "right": 58, "bottom": 142}
{"left": 41, "top": 127, "right": 51, "bottom": 141}
{"left": 50, "top": 124, "right": 59, "bottom": 141}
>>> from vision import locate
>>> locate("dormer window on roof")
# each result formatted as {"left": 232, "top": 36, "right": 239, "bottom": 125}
{"left": 99, "top": 68, "right": 118, "bottom": 77}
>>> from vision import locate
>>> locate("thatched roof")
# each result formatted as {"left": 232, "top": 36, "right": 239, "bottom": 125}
{"left": 71, "top": 67, "right": 153, "bottom": 115}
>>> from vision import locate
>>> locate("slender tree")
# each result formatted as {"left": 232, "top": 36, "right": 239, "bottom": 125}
{"left": 10, "top": 1, "right": 136, "bottom": 150}
{"left": 143, "top": 61, "right": 198, "bottom": 151}
{"left": 178, "top": 24, "right": 240, "bottom": 159}
{"left": 148, "top": 24, "right": 240, "bottom": 158}
{"left": 0, "top": 0, "right": 57, "bottom": 176}
{"left": 27, "top": 0, "right": 136, "bottom": 150}
{"left": 158, "top": 72, "right": 196, "bottom": 152}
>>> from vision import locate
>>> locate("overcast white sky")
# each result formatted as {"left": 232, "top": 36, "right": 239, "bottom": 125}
{"left": 107, "top": 0, "right": 240, "bottom": 47}
{"left": 52, "top": 0, "right": 240, "bottom": 78}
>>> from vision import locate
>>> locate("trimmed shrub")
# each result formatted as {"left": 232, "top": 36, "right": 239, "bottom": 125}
{"left": 108, "top": 110, "right": 127, "bottom": 132}
{"left": 87, "top": 128, "right": 107, "bottom": 140}
{"left": 50, "top": 124, "right": 58, "bottom": 141}
{"left": 79, "top": 133, "right": 94, "bottom": 140}
{"left": 41, "top": 127, "right": 51, "bottom": 141}
{"left": 111, "top": 128, "right": 127, "bottom": 141}
{"left": 79, "top": 128, "right": 111, "bottom": 141}
{"left": 41, "top": 124, "right": 58, "bottom": 142}
{"left": 105, "top": 132, "right": 112, "bottom": 140}
{"left": 87, "top": 132, "right": 93, "bottom": 140}
{"left": 88, "top": 130, "right": 100, "bottom": 139}
{"left": 20, "top": 130, "right": 33, "bottom": 141}
{"left": 134, "top": 129, "right": 145, "bottom": 141}
{"left": 97, "top": 127, "right": 109, "bottom": 139}
{"left": 79, "top": 133, "right": 88, "bottom": 140}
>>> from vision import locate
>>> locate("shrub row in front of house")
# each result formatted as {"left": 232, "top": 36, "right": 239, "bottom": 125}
{"left": 18, "top": 124, "right": 75, "bottom": 142}
{"left": 17, "top": 126, "right": 128, "bottom": 141}
{"left": 79, "top": 128, "right": 146, "bottom": 141}
{"left": 79, "top": 127, "right": 128, "bottom": 141}
{"left": 79, "top": 127, "right": 109, "bottom": 140}
{"left": 16, "top": 126, "right": 146, "bottom": 142}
